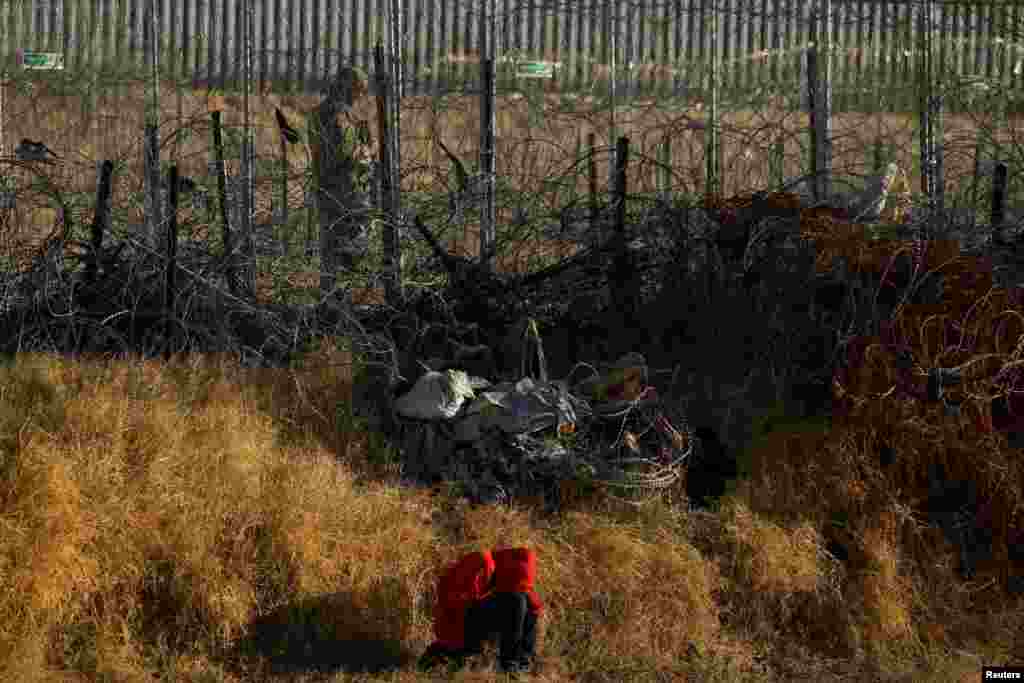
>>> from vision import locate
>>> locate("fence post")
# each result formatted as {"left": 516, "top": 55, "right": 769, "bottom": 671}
{"left": 658, "top": 136, "right": 672, "bottom": 200}
{"left": 375, "top": 43, "right": 401, "bottom": 305}
{"left": 239, "top": 0, "right": 256, "bottom": 297}
{"left": 706, "top": 2, "right": 721, "bottom": 199}
{"left": 164, "top": 164, "right": 180, "bottom": 361}
{"left": 931, "top": 101, "right": 944, "bottom": 216}
{"left": 927, "top": 0, "right": 944, "bottom": 215}
{"left": 919, "top": 0, "right": 933, "bottom": 207}
{"left": 144, "top": 0, "right": 162, "bottom": 248}
{"left": 873, "top": 136, "right": 887, "bottom": 175}
{"left": 574, "top": 129, "right": 584, "bottom": 206}
{"left": 211, "top": 110, "right": 238, "bottom": 297}
{"left": 608, "top": 0, "right": 618, "bottom": 195}
{"left": 389, "top": 0, "right": 404, "bottom": 100}
{"left": 992, "top": 162, "right": 1008, "bottom": 231}
{"left": 769, "top": 136, "right": 784, "bottom": 191}
{"left": 807, "top": 44, "right": 817, "bottom": 200}
{"left": 480, "top": 57, "right": 497, "bottom": 270}
{"left": 0, "top": 67, "right": 6, "bottom": 161}
{"left": 972, "top": 130, "right": 988, "bottom": 208}
{"left": 387, "top": 57, "right": 402, "bottom": 221}
{"left": 370, "top": 159, "right": 380, "bottom": 212}
{"left": 809, "top": 0, "right": 833, "bottom": 203}
{"left": 305, "top": 187, "right": 316, "bottom": 257}
{"left": 612, "top": 136, "right": 633, "bottom": 321}
{"left": 614, "top": 137, "right": 628, "bottom": 237}
{"left": 88, "top": 160, "right": 115, "bottom": 286}
{"left": 588, "top": 131, "right": 600, "bottom": 243}
{"left": 278, "top": 132, "right": 289, "bottom": 236}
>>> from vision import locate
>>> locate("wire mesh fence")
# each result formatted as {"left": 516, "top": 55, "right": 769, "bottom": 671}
{"left": 2, "top": 1, "right": 1024, "bottom": 105}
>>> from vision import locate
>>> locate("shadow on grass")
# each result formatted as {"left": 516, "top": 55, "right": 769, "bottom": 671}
{"left": 228, "top": 590, "right": 414, "bottom": 677}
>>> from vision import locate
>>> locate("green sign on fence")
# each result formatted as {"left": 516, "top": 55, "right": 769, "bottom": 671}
{"left": 19, "top": 52, "right": 64, "bottom": 70}
{"left": 516, "top": 61, "right": 556, "bottom": 79}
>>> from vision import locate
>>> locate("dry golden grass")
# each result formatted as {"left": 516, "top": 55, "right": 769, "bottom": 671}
{"left": 0, "top": 346, "right": 1019, "bottom": 682}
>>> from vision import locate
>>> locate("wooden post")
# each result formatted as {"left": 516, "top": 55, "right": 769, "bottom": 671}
{"left": 144, "top": 0, "right": 162, "bottom": 247}
{"left": 658, "top": 136, "right": 672, "bottom": 200}
{"left": 918, "top": 89, "right": 946, "bottom": 216}
{"left": 873, "top": 136, "right": 887, "bottom": 175}
{"left": 808, "top": 46, "right": 818, "bottom": 201}
{"left": 819, "top": 0, "right": 833, "bottom": 201}
{"left": 926, "top": 0, "right": 944, "bottom": 216}
{"left": 305, "top": 186, "right": 316, "bottom": 259}
{"left": 279, "top": 133, "right": 288, "bottom": 247}
{"left": 612, "top": 136, "right": 632, "bottom": 319}
{"left": 992, "top": 162, "right": 1008, "bottom": 231}
{"left": 164, "top": 164, "right": 180, "bottom": 360}
{"left": 240, "top": 0, "right": 256, "bottom": 297}
{"left": 588, "top": 131, "right": 599, "bottom": 240}
{"left": 608, "top": 0, "right": 618, "bottom": 195}
{"left": 211, "top": 110, "right": 237, "bottom": 296}
{"left": 931, "top": 103, "right": 944, "bottom": 215}
{"left": 387, "top": 0, "right": 403, "bottom": 194}
{"left": 808, "top": 0, "right": 833, "bottom": 203}
{"left": 918, "top": 0, "right": 933, "bottom": 205}
{"left": 0, "top": 72, "right": 5, "bottom": 161}
{"left": 88, "top": 160, "right": 115, "bottom": 285}
{"left": 613, "top": 136, "right": 628, "bottom": 239}
{"left": 174, "top": 86, "right": 184, "bottom": 167}
{"left": 0, "top": 73, "right": 12, "bottom": 214}
{"left": 480, "top": 57, "right": 497, "bottom": 270}
{"left": 574, "top": 129, "right": 584, "bottom": 208}
{"left": 769, "top": 136, "right": 784, "bottom": 191}
{"left": 370, "top": 155, "right": 380, "bottom": 211}
{"left": 973, "top": 133, "right": 984, "bottom": 199}
{"left": 375, "top": 43, "right": 401, "bottom": 305}
{"left": 972, "top": 130, "right": 987, "bottom": 208}
{"left": 706, "top": 3, "right": 720, "bottom": 199}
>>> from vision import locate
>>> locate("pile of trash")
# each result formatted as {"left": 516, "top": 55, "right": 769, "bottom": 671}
{"left": 363, "top": 329, "right": 694, "bottom": 509}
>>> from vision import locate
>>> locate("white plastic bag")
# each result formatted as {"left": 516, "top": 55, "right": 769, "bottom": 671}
{"left": 393, "top": 369, "right": 475, "bottom": 420}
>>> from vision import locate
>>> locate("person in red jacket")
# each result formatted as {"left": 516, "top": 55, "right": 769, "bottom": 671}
{"left": 418, "top": 550, "right": 496, "bottom": 672}
{"left": 419, "top": 547, "right": 543, "bottom": 675}
{"left": 463, "top": 547, "right": 543, "bottom": 674}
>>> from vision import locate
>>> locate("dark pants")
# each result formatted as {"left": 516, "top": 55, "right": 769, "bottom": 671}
{"left": 463, "top": 592, "right": 538, "bottom": 672}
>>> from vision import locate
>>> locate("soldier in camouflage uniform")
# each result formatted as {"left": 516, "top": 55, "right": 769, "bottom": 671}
{"left": 309, "top": 65, "right": 373, "bottom": 306}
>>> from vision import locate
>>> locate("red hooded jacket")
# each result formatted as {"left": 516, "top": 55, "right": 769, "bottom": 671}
{"left": 432, "top": 550, "right": 495, "bottom": 650}
{"left": 492, "top": 547, "right": 544, "bottom": 615}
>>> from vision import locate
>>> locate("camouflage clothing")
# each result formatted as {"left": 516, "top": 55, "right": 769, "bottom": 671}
{"left": 309, "top": 66, "right": 373, "bottom": 301}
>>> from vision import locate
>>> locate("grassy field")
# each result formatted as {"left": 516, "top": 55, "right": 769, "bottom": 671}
{"left": 0, "top": 348, "right": 1017, "bottom": 683}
